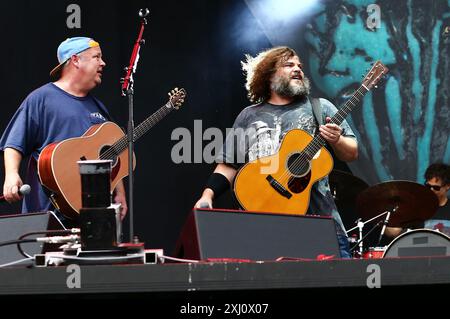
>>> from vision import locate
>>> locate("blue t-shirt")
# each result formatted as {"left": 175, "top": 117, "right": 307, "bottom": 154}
{"left": 0, "top": 83, "right": 110, "bottom": 214}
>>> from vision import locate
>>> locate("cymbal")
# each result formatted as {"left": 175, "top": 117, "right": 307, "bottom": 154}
{"left": 356, "top": 180, "right": 439, "bottom": 227}
{"left": 329, "top": 170, "right": 369, "bottom": 206}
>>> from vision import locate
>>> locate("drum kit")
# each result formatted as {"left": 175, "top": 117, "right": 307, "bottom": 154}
{"left": 329, "top": 170, "right": 450, "bottom": 259}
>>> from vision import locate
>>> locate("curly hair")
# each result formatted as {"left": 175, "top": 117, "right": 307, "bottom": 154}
{"left": 241, "top": 46, "right": 298, "bottom": 103}
{"left": 425, "top": 163, "right": 450, "bottom": 185}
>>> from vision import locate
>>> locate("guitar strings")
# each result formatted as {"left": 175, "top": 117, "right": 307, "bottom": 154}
{"left": 99, "top": 88, "right": 185, "bottom": 160}
{"left": 275, "top": 87, "right": 367, "bottom": 185}
{"left": 277, "top": 89, "right": 363, "bottom": 183}
{"left": 276, "top": 87, "right": 365, "bottom": 184}
{"left": 99, "top": 102, "right": 173, "bottom": 161}
{"left": 98, "top": 90, "right": 184, "bottom": 161}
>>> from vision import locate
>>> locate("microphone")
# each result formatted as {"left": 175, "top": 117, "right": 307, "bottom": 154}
{"left": 199, "top": 202, "right": 211, "bottom": 209}
{"left": 377, "top": 211, "right": 391, "bottom": 244}
{"left": 0, "top": 184, "right": 31, "bottom": 202}
{"left": 377, "top": 206, "right": 397, "bottom": 244}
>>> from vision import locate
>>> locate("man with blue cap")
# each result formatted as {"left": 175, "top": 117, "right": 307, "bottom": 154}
{"left": 0, "top": 37, "right": 128, "bottom": 225}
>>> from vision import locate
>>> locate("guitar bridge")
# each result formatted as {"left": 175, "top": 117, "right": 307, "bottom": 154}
{"left": 266, "top": 175, "right": 292, "bottom": 199}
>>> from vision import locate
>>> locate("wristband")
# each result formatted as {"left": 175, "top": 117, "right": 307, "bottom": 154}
{"left": 205, "top": 173, "right": 230, "bottom": 197}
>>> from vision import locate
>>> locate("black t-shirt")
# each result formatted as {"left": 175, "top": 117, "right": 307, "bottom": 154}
{"left": 423, "top": 199, "right": 450, "bottom": 236}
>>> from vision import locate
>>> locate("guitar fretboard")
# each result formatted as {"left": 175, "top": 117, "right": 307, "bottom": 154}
{"left": 304, "top": 85, "right": 369, "bottom": 159}
{"left": 99, "top": 102, "right": 174, "bottom": 160}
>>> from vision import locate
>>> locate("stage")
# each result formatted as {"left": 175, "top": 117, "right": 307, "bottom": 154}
{"left": 1, "top": 256, "right": 449, "bottom": 296}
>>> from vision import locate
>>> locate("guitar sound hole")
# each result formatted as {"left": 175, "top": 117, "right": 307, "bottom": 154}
{"left": 288, "top": 172, "right": 311, "bottom": 193}
{"left": 286, "top": 152, "right": 310, "bottom": 177}
{"left": 99, "top": 145, "right": 118, "bottom": 166}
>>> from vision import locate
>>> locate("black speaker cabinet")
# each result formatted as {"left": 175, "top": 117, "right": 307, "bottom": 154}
{"left": 175, "top": 208, "right": 341, "bottom": 260}
{"left": 0, "top": 212, "right": 65, "bottom": 265}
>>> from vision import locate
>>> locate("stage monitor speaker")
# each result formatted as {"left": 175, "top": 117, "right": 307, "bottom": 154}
{"left": 0, "top": 212, "right": 65, "bottom": 265}
{"left": 175, "top": 208, "right": 341, "bottom": 260}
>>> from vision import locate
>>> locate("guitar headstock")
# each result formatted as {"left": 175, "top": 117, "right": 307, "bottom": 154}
{"left": 362, "top": 61, "right": 389, "bottom": 90}
{"left": 168, "top": 87, "right": 187, "bottom": 110}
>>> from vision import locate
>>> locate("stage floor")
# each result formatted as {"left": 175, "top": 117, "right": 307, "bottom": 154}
{"left": 1, "top": 256, "right": 449, "bottom": 295}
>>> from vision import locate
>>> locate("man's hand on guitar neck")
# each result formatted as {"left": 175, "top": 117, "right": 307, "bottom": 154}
{"left": 319, "top": 117, "right": 358, "bottom": 162}
{"left": 319, "top": 117, "right": 342, "bottom": 145}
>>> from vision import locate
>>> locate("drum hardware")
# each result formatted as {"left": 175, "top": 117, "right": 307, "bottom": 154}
{"left": 347, "top": 210, "right": 391, "bottom": 258}
{"left": 329, "top": 170, "right": 369, "bottom": 233}
{"left": 350, "top": 180, "right": 440, "bottom": 258}
{"left": 356, "top": 181, "right": 438, "bottom": 228}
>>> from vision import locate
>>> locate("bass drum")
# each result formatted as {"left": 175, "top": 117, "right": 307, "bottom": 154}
{"left": 383, "top": 229, "right": 450, "bottom": 258}
{"left": 362, "top": 247, "right": 386, "bottom": 259}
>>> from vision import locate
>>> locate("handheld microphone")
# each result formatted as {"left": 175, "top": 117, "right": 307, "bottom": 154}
{"left": 0, "top": 184, "right": 31, "bottom": 202}
{"left": 199, "top": 202, "right": 211, "bottom": 209}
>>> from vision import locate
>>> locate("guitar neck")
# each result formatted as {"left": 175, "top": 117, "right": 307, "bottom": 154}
{"left": 101, "top": 102, "right": 174, "bottom": 159}
{"left": 134, "top": 101, "right": 174, "bottom": 141}
{"left": 305, "top": 85, "right": 369, "bottom": 158}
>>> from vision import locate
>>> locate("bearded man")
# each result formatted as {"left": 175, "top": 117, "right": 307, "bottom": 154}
{"left": 194, "top": 47, "right": 358, "bottom": 258}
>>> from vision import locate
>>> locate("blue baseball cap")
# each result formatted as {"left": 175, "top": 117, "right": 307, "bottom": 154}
{"left": 50, "top": 37, "right": 100, "bottom": 78}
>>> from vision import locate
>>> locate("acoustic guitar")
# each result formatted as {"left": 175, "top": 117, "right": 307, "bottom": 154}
{"left": 234, "top": 61, "right": 388, "bottom": 215}
{"left": 38, "top": 88, "right": 186, "bottom": 219}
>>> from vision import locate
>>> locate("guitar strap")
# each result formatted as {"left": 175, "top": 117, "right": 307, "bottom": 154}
{"left": 310, "top": 97, "right": 323, "bottom": 128}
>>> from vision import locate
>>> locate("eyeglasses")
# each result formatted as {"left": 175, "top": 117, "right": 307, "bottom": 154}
{"left": 424, "top": 182, "right": 442, "bottom": 191}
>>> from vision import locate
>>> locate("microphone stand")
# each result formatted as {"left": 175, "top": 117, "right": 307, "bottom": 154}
{"left": 347, "top": 210, "right": 391, "bottom": 258}
{"left": 121, "top": 8, "right": 149, "bottom": 242}
{"left": 349, "top": 219, "right": 383, "bottom": 256}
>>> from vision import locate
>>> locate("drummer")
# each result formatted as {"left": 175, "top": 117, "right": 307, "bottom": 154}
{"left": 385, "top": 163, "right": 450, "bottom": 238}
